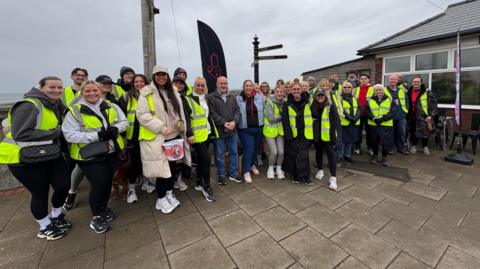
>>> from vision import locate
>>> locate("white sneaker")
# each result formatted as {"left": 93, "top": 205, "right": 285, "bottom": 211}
{"left": 329, "top": 177, "right": 337, "bottom": 191}
{"left": 174, "top": 177, "right": 188, "bottom": 191}
{"left": 126, "top": 190, "right": 138, "bottom": 204}
{"left": 410, "top": 146, "right": 417, "bottom": 154}
{"left": 141, "top": 180, "right": 156, "bottom": 194}
{"left": 251, "top": 165, "right": 260, "bottom": 175}
{"left": 423, "top": 147, "right": 430, "bottom": 156}
{"left": 315, "top": 170, "right": 324, "bottom": 180}
{"left": 244, "top": 172, "right": 252, "bottom": 183}
{"left": 267, "top": 167, "right": 275, "bottom": 179}
{"left": 166, "top": 190, "right": 180, "bottom": 208}
{"left": 155, "top": 197, "right": 175, "bottom": 214}
{"left": 276, "top": 166, "right": 285, "bottom": 179}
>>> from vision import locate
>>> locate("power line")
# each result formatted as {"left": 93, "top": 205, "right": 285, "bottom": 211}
{"left": 424, "top": 0, "right": 445, "bottom": 11}
{"left": 170, "top": 0, "right": 182, "bottom": 66}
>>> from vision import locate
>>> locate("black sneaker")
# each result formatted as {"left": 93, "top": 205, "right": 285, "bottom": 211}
{"left": 369, "top": 156, "right": 377, "bottom": 164}
{"left": 304, "top": 178, "right": 313, "bottom": 186}
{"left": 218, "top": 176, "right": 226, "bottom": 185}
{"left": 102, "top": 208, "right": 117, "bottom": 222}
{"left": 202, "top": 187, "right": 216, "bottom": 202}
{"left": 37, "top": 223, "right": 66, "bottom": 240}
{"left": 63, "top": 192, "right": 77, "bottom": 211}
{"left": 292, "top": 179, "right": 301, "bottom": 184}
{"left": 51, "top": 213, "right": 72, "bottom": 233}
{"left": 228, "top": 175, "right": 244, "bottom": 183}
{"left": 90, "top": 216, "right": 111, "bottom": 234}
{"left": 337, "top": 157, "right": 343, "bottom": 164}
{"left": 345, "top": 157, "right": 354, "bottom": 163}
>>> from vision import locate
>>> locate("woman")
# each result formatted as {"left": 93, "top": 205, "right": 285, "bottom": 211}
{"left": 0, "top": 76, "right": 71, "bottom": 240}
{"left": 62, "top": 80, "right": 128, "bottom": 233}
{"left": 366, "top": 84, "right": 396, "bottom": 166}
{"left": 253, "top": 83, "right": 261, "bottom": 95}
{"left": 187, "top": 77, "right": 216, "bottom": 202}
{"left": 315, "top": 79, "right": 343, "bottom": 118}
{"left": 281, "top": 82, "right": 312, "bottom": 184}
{"left": 263, "top": 86, "right": 285, "bottom": 179}
{"left": 236, "top": 80, "right": 264, "bottom": 183}
{"left": 136, "top": 65, "right": 191, "bottom": 214}
{"left": 311, "top": 89, "right": 341, "bottom": 190}
{"left": 337, "top": 82, "right": 360, "bottom": 163}
{"left": 119, "top": 74, "right": 156, "bottom": 204}
{"left": 260, "top": 81, "right": 270, "bottom": 100}
{"left": 407, "top": 77, "right": 438, "bottom": 155}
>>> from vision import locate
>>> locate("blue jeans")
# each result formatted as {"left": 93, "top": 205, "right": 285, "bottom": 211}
{"left": 393, "top": 118, "right": 407, "bottom": 152}
{"left": 238, "top": 128, "right": 263, "bottom": 173}
{"left": 213, "top": 135, "right": 238, "bottom": 178}
{"left": 337, "top": 143, "right": 353, "bottom": 158}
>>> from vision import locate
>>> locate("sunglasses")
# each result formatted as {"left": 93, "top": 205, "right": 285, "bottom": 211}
{"left": 343, "top": 86, "right": 352, "bottom": 89}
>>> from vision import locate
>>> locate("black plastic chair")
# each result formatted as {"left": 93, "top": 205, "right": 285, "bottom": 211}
{"left": 450, "top": 113, "right": 480, "bottom": 154}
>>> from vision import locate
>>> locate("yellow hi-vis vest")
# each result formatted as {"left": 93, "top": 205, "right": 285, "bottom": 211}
{"left": 367, "top": 97, "right": 394, "bottom": 127}
{"left": 68, "top": 102, "right": 125, "bottom": 161}
{"left": 61, "top": 86, "right": 81, "bottom": 106}
{"left": 385, "top": 86, "right": 408, "bottom": 114}
{"left": 125, "top": 96, "right": 138, "bottom": 140}
{"left": 287, "top": 104, "right": 313, "bottom": 140}
{"left": 341, "top": 97, "right": 360, "bottom": 126}
{"left": 138, "top": 94, "right": 159, "bottom": 141}
{"left": 419, "top": 91, "right": 429, "bottom": 115}
{"left": 186, "top": 85, "right": 193, "bottom": 96}
{"left": 0, "top": 98, "right": 59, "bottom": 164}
{"left": 185, "top": 97, "right": 208, "bottom": 143}
{"left": 112, "top": 85, "right": 125, "bottom": 100}
{"left": 320, "top": 105, "right": 331, "bottom": 142}
{"left": 263, "top": 99, "right": 284, "bottom": 138}
{"left": 355, "top": 86, "right": 392, "bottom": 101}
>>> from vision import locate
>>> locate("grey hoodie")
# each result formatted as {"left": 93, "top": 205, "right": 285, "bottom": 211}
{"left": 264, "top": 96, "right": 283, "bottom": 124}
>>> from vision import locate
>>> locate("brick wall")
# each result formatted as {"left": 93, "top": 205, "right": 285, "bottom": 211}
{"left": 303, "top": 56, "right": 376, "bottom": 83}
{"left": 374, "top": 57, "right": 383, "bottom": 84}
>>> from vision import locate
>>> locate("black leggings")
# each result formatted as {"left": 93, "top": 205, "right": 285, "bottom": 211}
{"left": 8, "top": 158, "right": 70, "bottom": 220}
{"left": 408, "top": 120, "right": 428, "bottom": 147}
{"left": 78, "top": 153, "right": 118, "bottom": 216}
{"left": 314, "top": 141, "right": 336, "bottom": 177}
{"left": 156, "top": 161, "right": 182, "bottom": 198}
{"left": 356, "top": 116, "right": 371, "bottom": 149}
{"left": 193, "top": 141, "right": 211, "bottom": 188}
{"left": 127, "top": 140, "right": 142, "bottom": 184}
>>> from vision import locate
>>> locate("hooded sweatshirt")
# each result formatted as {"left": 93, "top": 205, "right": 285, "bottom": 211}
{"left": 264, "top": 95, "right": 283, "bottom": 124}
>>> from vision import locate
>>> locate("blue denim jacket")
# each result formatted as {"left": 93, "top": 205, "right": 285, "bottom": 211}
{"left": 236, "top": 94, "right": 264, "bottom": 129}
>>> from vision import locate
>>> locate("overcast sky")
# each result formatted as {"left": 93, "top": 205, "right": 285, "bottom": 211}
{"left": 0, "top": 0, "right": 459, "bottom": 94}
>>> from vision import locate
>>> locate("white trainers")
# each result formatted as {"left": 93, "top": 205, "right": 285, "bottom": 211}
{"left": 410, "top": 145, "right": 417, "bottom": 154}
{"left": 244, "top": 172, "right": 252, "bottom": 183}
{"left": 423, "top": 147, "right": 430, "bottom": 156}
{"left": 251, "top": 165, "right": 260, "bottom": 175}
{"left": 166, "top": 190, "right": 180, "bottom": 208}
{"left": 267, "top": 167, "right": 275, "bottom": 179}
{"left": 155, "top": 197, "right": 175, "bottom": 214}
{"left": 141, "top": 180, "right": 156, "bottom": 194}
{"left": 126, "top": 190, "right": 138, "bottom": 204}
{"left": 315, "top": 170, "right": 324, "bottom": 180}
{"left": 276, "top": 166, "right": 285, "bottom": 179}
{"left": 174, "top": 177, "right": 188, "bottom": 191}
{"left": 329, "top": 177, "right": 337, "bottom": 191}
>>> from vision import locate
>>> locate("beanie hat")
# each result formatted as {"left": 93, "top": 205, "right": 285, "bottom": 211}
{"left": 120, "top": 66, "right": 135, "bottom": 78}
{"left": 173, "top": 67, "right": 187, "bottom": 78}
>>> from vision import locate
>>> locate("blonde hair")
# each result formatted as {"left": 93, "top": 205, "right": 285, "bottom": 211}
{"left": 80, "top": 80, "right": 101, "bottom": 92}
{"left": 193, "top": 76, "right": 208, "bottom": 94}
{"left": 342, "top": 81, "right": 353, "bottom": 88}
{"left": 317, "top": 79, "right": 330, "bottom": 89}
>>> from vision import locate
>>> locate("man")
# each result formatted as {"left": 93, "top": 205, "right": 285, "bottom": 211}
{"left": 386, "top": 74, "right": 409, "bottom": 155}
{"left": 353, "top": 74, "right": 373, "bottom": 155}
{"left": 96, "top": 75, "right": 124, "bottom": 106}
{"left": 307, "top": 76, "right": 316, "bottom": 94}
{"left": 329, "top": 72, "right": 342, "bottom": 94}
{"left": 62, "top": 67, "right": 88, "bottom": 106}
{"left": 117, "top": 66, "right": 135, "bottom": 93}
{"left": 346, "top": 71, "right": 358, "bottom": 88}
{"left": 174, "top": 67, "right": 193, "bottom": 96}
{"left": 207, "top": 76, "right": 243, "bottom": 185}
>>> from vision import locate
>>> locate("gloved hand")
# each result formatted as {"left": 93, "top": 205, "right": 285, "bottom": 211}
{"left": 374, "top": 118, "right": 383, "bottom": 125}
{"left": 107, "top": 126, "right": 119, "bottom": 140}
{"left": 97, "top": 128, "right": 109, "bottom": 141}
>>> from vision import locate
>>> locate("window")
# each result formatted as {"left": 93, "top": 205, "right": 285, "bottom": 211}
{"left": 415, "top": 52, "right": 448, "bottom": 70}
{"left": 385, "top": 56, "right": 410, "bottom": 73}
{"left": 431, "top": 70, "right": 480, "bottom": 105}
{"left": 384, "top": 73, "right": 429, "bottom": 89}
{"left": 454, "top": 47, "right": 480, "bottom": 68}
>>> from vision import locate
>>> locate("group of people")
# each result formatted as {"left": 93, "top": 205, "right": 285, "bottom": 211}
{"left": 0, "top": 65, "right": 437, "bottom": 241}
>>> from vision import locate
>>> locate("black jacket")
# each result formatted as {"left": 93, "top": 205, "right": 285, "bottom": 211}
{"left": 311, "top": 101, "right": 342, "bottom": 144}
{"left": 281, "top": 93, "right": 311, "bottom": 141}
{"left": 206, "top": 90, "right": 241, "bottom": 138}
{"left": 366, "top": 95, "right": 396, "bottom": 124}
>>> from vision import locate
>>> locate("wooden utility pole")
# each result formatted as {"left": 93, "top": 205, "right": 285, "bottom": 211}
{"left": 141, "top": 0, "right": 159, "bottom": 76}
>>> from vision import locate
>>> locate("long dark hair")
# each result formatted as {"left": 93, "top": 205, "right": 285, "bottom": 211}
{"left": 153, "top": 73, "right": 181, "bottom": 116}
{"left": 127, "top": 74, "right": 148, "bottom": 101}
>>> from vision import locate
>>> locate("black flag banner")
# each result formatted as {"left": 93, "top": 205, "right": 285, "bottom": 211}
{"left": 197, "top": 20, "right": 227, "bottom": 93}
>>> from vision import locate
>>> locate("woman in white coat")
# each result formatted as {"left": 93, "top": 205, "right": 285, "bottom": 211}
{"left": 136, "top": 65, "right": 191, "bottom": 214}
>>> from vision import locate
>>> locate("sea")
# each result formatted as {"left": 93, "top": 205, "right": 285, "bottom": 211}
{"left": 0, "top": 92, "right": 23, "bottom": 104}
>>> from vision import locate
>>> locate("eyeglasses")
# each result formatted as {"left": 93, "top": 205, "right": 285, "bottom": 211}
{"left": 196, "top": 84, "right": 205, "bottom": 87}
{"left": 343, "top": 87, "right": 352, "bottom": 89}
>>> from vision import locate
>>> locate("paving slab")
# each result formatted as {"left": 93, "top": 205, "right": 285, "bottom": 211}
{"left": 42, "top": 247, "right": 104, "bottom": 269}
{"left": 335, "top": 256, "right": 369, "bottom": 269}
{"left": 0, "top": 255, "right": 41, "bottom": 269}
{"left": 217, "top": 180, "right": 257, "bottom": 197}
{"left": 296, "top": 204, "right": 351, "bottom": 238}
{"left": 158, "top": 212, "right": 211, "bottom": 254}
{"left": 431, "top": 177, "right": 478, "bottom": 198}
{"left": 168, "top": 235, "right": 236, "bottom": 269}
{"left": 108, "top": 196, "right": 153, "bottom": 227}
{"left": 408, "top": 171, "right": 436, "bottom": 185}
{"left": 208, "top": 210, "right": 262, "bottom": 247}
{"left": 436, "top": 247, "right": 480, "bottom": 269}
{"left": 231, "top": 189, "right": 278, "bottom": 216}
{"left": 0, "top": 210, "right": 37, "bottom": 240}
{"left": 342, "top": 174, "right": 382, "bottom": 189}
{"left": 254, "top": 206, "right": 307, "bottom": 241}
{"left": 289, "top": 180, "right": 322, "bottom": 194}
{"left": 387, "top": 252, "right": 431, "bottom": 269}
{"left": 370, "top": 176, "right": 404, "bottom": 187}
{"left": 374, "top": 199, "right": 430, "bottom": 229}
{"left": 254, "top": 179, "right": 291, "bottom": 196}
{"left": 280, "top": 227, "right": 348, "bottom": 269}
{"left": 373, "top": 183, "right": 419, "bottom": 205}
{"left": 335, "top": 200, "right": 391, "bottom": 233}
{"left": 287, "top": 263, "right": 305, "bottom": 269}
{"left": 227, "top": 231, "right": 294, "bottom": 269}
{"left": 377, "top": 220, "right": 448, "bottom": 267}
{"left": 0, "top": 195, "right": 26, "bottom": 232}
{"left": 153, "top": 192, "right": 198, "bottom": 225}
{"left": 0, "top": 231, "right": 46, "bottom": 267}
{"left": 462, "top": 212, "right": 480, "bottom": 232}
{"left": 409, "top": 197, "right": 467, "bottom": 226}
{"left": 401, "top": 182, "right": 447, "bottom": 201}
{"left": 422, "top": 166, "right": 462, "bottom": 181}
{"left": 306, "top": 187, "right": 351, "bottom": 210}
{"left": 272, "top": 189, "right": 316, "bottom": 214}
{"left": 340, "top": 185, "right": 387, "bottom": 207}
{"left": 194, "top": 191, "right": 239, "bottom": 220}
{"left": 331, "top": 224, "right": 400, "bottom": 269}
{"left": 104, "top": 240, "right": 169, "bottom": 269}
{"left": 458, "top": 174, "right": 480, "bottom": 188}
{"left": 440, "top": 192, "right": 480, "bottom": 213}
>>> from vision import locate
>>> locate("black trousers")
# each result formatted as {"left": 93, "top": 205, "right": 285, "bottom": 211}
{"left": 127, "top": 140, "right": 143, "bottom": 184}
{"left": 78, "top": 153, "right": 118, "bottom": 216}
{"left": 356, "top": 116, "right": 371, "bottom": 150}
{"left": 156, "top": 161, "right": 182, "bottom": 198}
{"left": 9, "top": 158, "right": 70, "bottom": 220}
{"left": 408, "top": 119, "right": 428, "bottom": 147}
{"left": 192, "top": 141, "right": 211, "bottom": 188}
{"left": 314, "top": 141, "right": 337, "bottom": 177}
